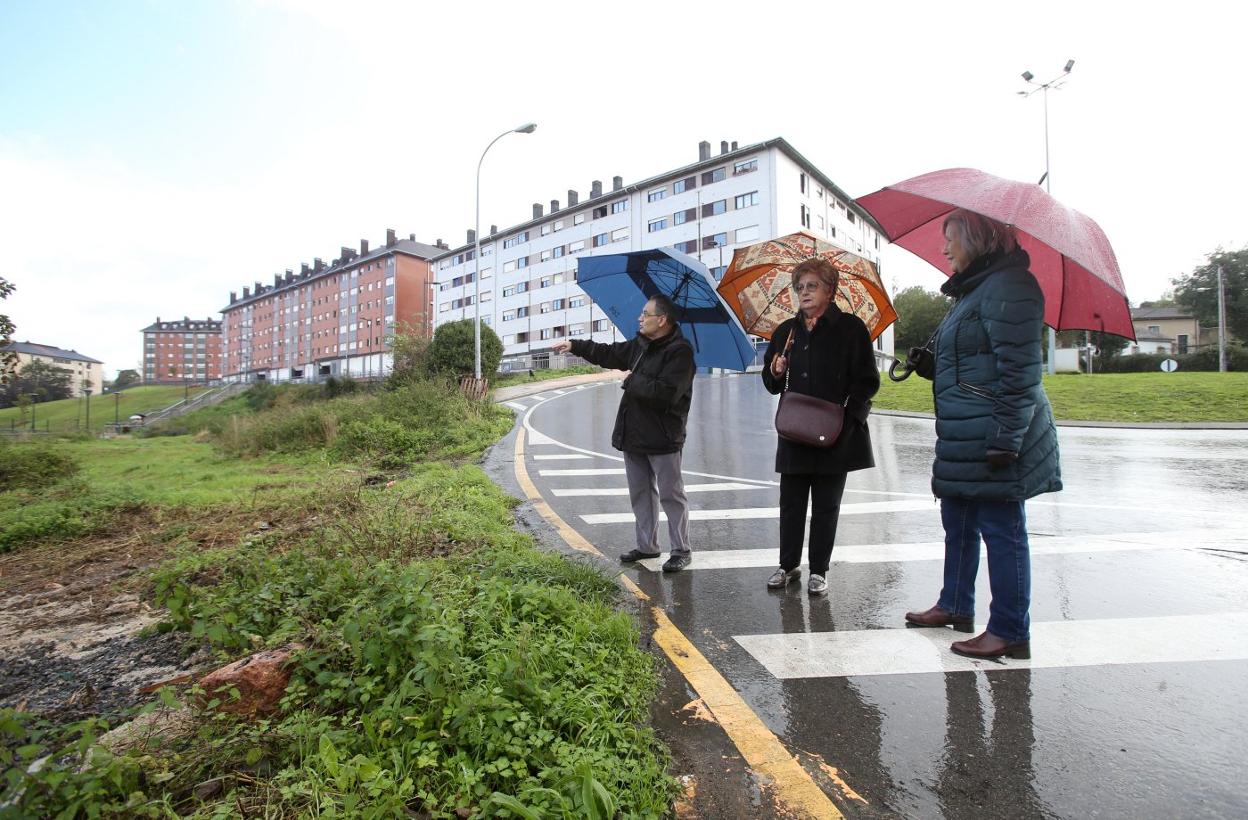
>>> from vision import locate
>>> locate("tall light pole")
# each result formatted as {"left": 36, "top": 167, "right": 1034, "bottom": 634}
{"left": 475, "top": 122, "right": 537, "bottom": 381}
{"left": 1217, "top": 264, "right": 1228, "bottom": 372}
{"left": 1019, "top": 59, "right": 1075, "bottom": 374}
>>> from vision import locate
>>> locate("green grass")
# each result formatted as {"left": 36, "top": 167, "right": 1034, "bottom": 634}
{"left": 492, "top": 365, "right": 602, "bottom": 390}
{"left": 0, "top": 385, "right": 210, "bottom": 434}
{"left": 873, "top": 371, "right": 1248, "bottom": 422}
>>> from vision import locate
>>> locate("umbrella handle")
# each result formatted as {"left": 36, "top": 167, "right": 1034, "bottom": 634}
{"left": 887, "top": 359, "right": 914, "bottom": 382}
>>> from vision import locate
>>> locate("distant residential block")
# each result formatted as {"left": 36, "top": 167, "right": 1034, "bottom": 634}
{"left": 141, "top": 317, "right": 223, "bottom": 383}
{"left": 3, "top": 341, "right": 104, "bottom": 395}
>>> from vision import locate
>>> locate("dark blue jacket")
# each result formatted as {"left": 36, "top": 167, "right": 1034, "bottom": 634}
{"left": 569, "top": 327, "right": 695, "bottom": 455}
{"left": 930, "top": 249, "right": 1062, "bottom": 500}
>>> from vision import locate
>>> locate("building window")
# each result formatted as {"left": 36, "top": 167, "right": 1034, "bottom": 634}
{"left": 503, "top": 310, "right": 516, "bottom": 322}
{"left": 611, "top": 200, "right": 628, "bottom": 214}
{"left": 734, "top": 191, "right": 759, "bottom": 209}
{"left": 816, "top": 215, "right": 825, "bottom": 231}
{"left": 593, "top": 233, "right": 609, "bottom": 247}
{"left": 552, "top": 246, "right": 564, "bottom": 258}
{"left": 702, "top": 199, "right": 727, "bottom": 217}
{"left": 540, "top": 301, "right": 552, "bottom": 314}
{"left": 569, "top": 240, "right": 586, "bottom": 253}
{"left": 800, "top": 173, "right": 807, "bottom": 194}
{"left": 554, "top": 219, "right": 564, "bottom": 231}
{"left": 736, "top": 225, "right": 760, "bottom": 243}
{"left": 540, "top": 276, "right": 553, "bottom": 288}
{"left": 516, "top": 306, "right": 529, "bottom": 318}
{"left": 569, "top": 296, "right": 586, "bottom": 308}
{"left": 673, "top": 208, "right": 696, "bottom": 225}
{"left": 1178, "top": 334, "right": 1189, "bottom": 354}
{"left": 673, "top": 176, "right": 696, "bottom": 194}
{"left": 800, "top": 204, "right": 811, "bottom": 229}
{"left": 1148, "top": 325, "right": 1161, "bottom": 334}
{"left": 710, "top": 265, "right": 727, "bottom": 280}
{"left": 503, "top": 286, "right": 515, "bottom": 297}
{"left": 701, "top": 167, "right": 726, "bottom": 185}
{"left": 551, "top": 298, "right": 564, "bottom": 310}
{"left": 674, "top": 240, "right": 698, "bottom": 254}
{"left": 611, "top": 227, "right": 630, "bottom": 241}
{"left": 648, "top": 217, "right": 668, "bottom": 233}
{"left": 541, "top": 249, "right": 553, "bottom": 262}
{"left": 592, "top": 319, "right": 610, "bottom": 332}
{"left": 516, "top": 281, "right": 529, "bottom": 293}
{"left": 574, "top": 213, "right": 585, "bottom": 225}
{"left": 647, "top": 188, "right": 667, "bottom": 202}
{"left": 503, "top": 260, "right": 517, "bottom": 273}
{"left": 734, "top": 159, "right": 758, "bottom": 175}
{"left": 846, "top": 210, "right": 856, "bottom": 224}
{"left": 702, "top": 233, "right": 728, "bottom": 250}
{"left": 593, "top": 205, "right": 608, "bottom": 219}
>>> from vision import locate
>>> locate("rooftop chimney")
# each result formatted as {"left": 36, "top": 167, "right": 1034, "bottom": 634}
{"left": 409, "top": 233, "right": 415, "bottom": 241}
{"left": 285, "top": 269, "right": 293, "bottom": 283}
{"left": 314, "top": 258, "right": 324, "bottom": 272}
{"left": 698, "top": 140, "right": 711, "bottom": 161}
{"left": 467, "top": 228, "right": 476, "bottom": 244}
{"left": 568, "top": 189, "right": 578, "bottom": 206}
{"left": 591, "top": 179, "right": 603, "bottom": 198}
{"left": 533, "top": 202, "right": 543, "bottom": 219}
{"left": 731, "top": 141, "right": 738, "bottom": 150}
{"left": 340, "top": 246, "right": 355, "bottom": 263}
{"left": 612, "top": 175, "right": 623, "bottom": 191}
{"left": 386, "top": 228, "right": 397, "bottom": 247}
{"left": 720, "top": 140, "right": 729, "bottom": 155}
{"left": 230, "top": 291, "right": 237, "bottom": 303}
{"left": 242, "top": 288, "right": 249, "bottom": 298}
{"left": 550, "top": 198, "right": 560, "bottom": 213}
{"left": 254, "top": 281, "right": 262, "bottom": 293}
{"left": 301, "top": 262, "right": 310, "bottom": 275}
{"left": 360, "top": 238, "right": 369, "bottom": 255}
{"left": 490, "top": 224, "right": 498, "bottom": 235}
{"left": 274, "top": 274, "right": 282, "bottom": 287}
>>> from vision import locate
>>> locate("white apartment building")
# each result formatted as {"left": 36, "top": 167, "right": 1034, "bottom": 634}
{"left": 431, "top": 137, "right": 893, "bottom": 369}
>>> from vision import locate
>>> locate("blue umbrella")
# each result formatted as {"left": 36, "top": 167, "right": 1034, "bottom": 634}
{"left": 575, "top": 247, "right": 756, "bottom": 371}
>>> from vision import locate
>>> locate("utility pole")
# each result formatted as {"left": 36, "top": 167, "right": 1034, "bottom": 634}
{"left": 1218, "top": 264, "right": 1228, "bottom": 373}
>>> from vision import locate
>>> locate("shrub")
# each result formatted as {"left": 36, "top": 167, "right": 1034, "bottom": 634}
{"left": 1094, "top": 344, "right": 1248, "bottom": 373}
{"left": 425, "top": 319, "right": 503, "bottom": 380}
{"left": 0, "top": 441, "right": 80, "bottom": 491}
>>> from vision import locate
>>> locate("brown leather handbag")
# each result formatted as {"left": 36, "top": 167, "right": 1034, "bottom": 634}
{"left": 773, "top": 328, "right": 845, "bottom": 449}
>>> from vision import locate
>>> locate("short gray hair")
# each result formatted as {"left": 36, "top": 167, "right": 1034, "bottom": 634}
{"left": 942, "top": 209, "right": 1018, "bottom": 261}
{"left": 790, "top": 257, "right": 839, "bottom": 293}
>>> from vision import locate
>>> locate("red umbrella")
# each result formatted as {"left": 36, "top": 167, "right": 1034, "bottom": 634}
{"left": 856, "top": 168, "right": 1135, "bottom": 339}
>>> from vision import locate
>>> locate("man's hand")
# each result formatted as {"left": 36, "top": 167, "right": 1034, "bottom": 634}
{"left": 551, "top": 340, "right": 572, "bottom": 355}
{"left": 770, "top": 354, "right": 788, "bottom": 378}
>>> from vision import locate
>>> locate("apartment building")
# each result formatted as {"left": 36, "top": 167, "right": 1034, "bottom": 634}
{"left": 431, "top": 137, "right": 891, "bottom": 368}
{"left": 141, "top": 317, "right": 222, "bottom": 383}
{"left": 2, "top": 341, "right": 104, "bottom": 395}
{"left": 220, "top": 230, "right": 442, "bottom": 383}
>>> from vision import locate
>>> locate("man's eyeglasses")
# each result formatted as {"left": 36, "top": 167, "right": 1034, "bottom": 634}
{"left": 794, "top": 282, "right": 824, "bottom": 293}
{"left": 640, "top": 311, "right": 660, "bottom": 318}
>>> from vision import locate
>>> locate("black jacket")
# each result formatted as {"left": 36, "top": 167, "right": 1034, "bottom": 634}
{"left": 761, "top": 307, "right": 879, "bottom": 475}
{"left": 569, "top": 327, "right": 695, "bottom": 455}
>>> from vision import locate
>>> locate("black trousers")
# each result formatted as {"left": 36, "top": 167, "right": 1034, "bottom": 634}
{"left": 779, "top": 472, "right": 848, "bottom": 575}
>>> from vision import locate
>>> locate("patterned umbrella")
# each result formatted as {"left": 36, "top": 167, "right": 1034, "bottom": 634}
{"left": 716, "top": 231, "right": 896, "bottom": 341}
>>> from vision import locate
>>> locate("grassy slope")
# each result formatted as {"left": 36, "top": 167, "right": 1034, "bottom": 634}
{"left": 0, "top": 385, "right": 210, "bottom": 433}
{"left": 872, "top": 371, "right": 1248, "bottom": 422}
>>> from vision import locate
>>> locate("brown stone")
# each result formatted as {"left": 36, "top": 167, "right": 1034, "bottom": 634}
{"left": 197, "top": 648, "right": 293, "bottom": 716}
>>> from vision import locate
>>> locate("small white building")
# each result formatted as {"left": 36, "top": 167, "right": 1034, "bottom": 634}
{"left": 431, "top": 137, "right": 893, "bottom": 370}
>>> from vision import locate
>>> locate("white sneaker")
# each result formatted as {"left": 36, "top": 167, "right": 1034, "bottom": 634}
{"left": 807, "top": 574, "right": 828, "bottom": 596}
{"left": 766, "top": 567, "right": 800, "bottom": 589}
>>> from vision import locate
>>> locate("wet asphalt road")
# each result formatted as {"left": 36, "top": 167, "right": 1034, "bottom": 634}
{"left": 504, "top": 374, "right": 1248, "bottom": 819}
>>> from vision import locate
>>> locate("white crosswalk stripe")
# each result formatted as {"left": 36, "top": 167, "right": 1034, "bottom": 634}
{"left": 532, "top": 454, "right": 592, "bottom": 461}
{"left": 552, "top": 482, "right": 764, "bottom": 497}
{"left": 734, "top": 612, "right": 1248, "bottom": 678}
{"left": 580, "top": 499, "right": 934, "bottom": 525}
{"left": 540, "top": 468, "right": 626, "bottom": 477}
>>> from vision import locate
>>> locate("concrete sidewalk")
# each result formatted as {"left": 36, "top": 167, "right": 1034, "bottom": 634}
{"left": 492, "top": 370, "right": 624, "bottom": 403}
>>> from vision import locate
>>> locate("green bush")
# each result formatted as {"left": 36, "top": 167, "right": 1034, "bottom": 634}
{"left": 425, "top": 319, "right": 503, "bottom": 380}
{"left": 0, "top": 483, "right": 145, "bottom": 553}
{"left": 1094, "top": 344, "right": 1248, "bottom": 373}
{"left": 0, "top": 440, "right": 80, "bottom": 491}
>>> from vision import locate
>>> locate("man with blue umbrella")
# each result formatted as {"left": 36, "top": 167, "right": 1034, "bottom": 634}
{"left": 552, "top": 294, "right": 695, "bottom": 572}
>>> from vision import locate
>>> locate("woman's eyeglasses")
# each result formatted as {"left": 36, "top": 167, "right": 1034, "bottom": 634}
{"left": 794, "top": 282, "right": 824, "bottom": 293}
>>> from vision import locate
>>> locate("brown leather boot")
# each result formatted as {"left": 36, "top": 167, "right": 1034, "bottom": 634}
{"left": 904, "top": 605, "right": 974, "bottom": 633}
{"left": 950, "top": 631, "right": 1030, "bottom": 660}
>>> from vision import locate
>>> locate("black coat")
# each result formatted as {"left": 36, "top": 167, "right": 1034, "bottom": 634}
{"left": 761, "top": 307, "right": 879, "bottom": 475}
{"left": 569, "top": 327, "right": 695, "bottom": 455}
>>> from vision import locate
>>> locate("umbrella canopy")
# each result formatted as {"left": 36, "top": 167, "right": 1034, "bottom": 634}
{"left": 716, "top": 231, "right": 897, "bottom": 341}
{"left": 575, "top": 247, "right": 756, "bottom": 371}
{"left": 855, "top": 167, "right": 1134, "bottom": 339}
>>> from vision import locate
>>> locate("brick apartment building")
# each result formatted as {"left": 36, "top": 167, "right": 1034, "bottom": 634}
{"left": 141, "top": 317, "right": 223, "bottom": 384}
{"left": 220, "top": 229, "right": 442, "bottom": 383}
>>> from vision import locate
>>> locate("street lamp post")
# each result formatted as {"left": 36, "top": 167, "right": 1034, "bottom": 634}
{"left": 1217, "top": 264, "right": 1228, "bottom": 373}
{"left": 475, "top": 122, "right": 537, "bottom": 381}
{"left": 114, "top": 391, "right": 122, "bottom": 426}
{"left": 1019, "top": 59, "right": 1075, "bottom": 375}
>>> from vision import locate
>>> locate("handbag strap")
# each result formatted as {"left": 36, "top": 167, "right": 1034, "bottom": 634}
{"left": 781, "top": 312, "right": 842, "bottom": 397}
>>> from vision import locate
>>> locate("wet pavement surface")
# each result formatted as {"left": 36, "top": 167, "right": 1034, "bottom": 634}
{"left": 495, "top": 374, "right": 1248, "bottom": 819}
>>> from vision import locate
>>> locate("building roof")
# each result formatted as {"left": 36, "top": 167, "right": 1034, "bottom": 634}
{"left": 3, "top": 341, "right": 103, "bottom": 364}
{"left": 430, "top": 136, "right": 885, "bottom": 260}
{"left": 222, "top": 237, "right": 442, "bottom": 313}
{"left": 142, "top": 317, "right": 223, "bottom": 333}
{"left": 1131, "top": 306, "right": 1195, "bottom": 321}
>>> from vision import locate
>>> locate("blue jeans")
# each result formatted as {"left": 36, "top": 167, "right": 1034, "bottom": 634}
{"left": 937, "top": 498, "right": 1031, "bottom": 642}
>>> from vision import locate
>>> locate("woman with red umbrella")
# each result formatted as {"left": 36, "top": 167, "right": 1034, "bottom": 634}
{"left": 903, "top": 210, "right": 1062, "bottom": 660}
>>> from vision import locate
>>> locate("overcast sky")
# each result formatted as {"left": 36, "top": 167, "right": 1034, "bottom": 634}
{"left": 2, "top": 0, "right": 1244, "bottom": 378}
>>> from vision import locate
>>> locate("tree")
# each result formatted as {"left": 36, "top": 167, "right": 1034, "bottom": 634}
{"left": 891, "top": 286, "right": 950, "bottom": 353}
{"left": 112, "top": 369, "right": 141, "bottom": 389}
{"left": 425, "top": 319, "right": 503, "bottom": 379}
{"left": 1172, "top": 245, "right": 1248, "bottom": 341}
{"left": 0, "top": 360, "right": 74, "bottom": 408}
{"left": 0, "top": 276, "right": 14, "bottom": 383}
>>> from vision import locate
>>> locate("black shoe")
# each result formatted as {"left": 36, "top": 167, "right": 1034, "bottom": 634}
{"left": 620, "top": 549, "right": 661, "bottom": 563}
{"left": 662, "top": 554, "right": 691, "bottom": 573}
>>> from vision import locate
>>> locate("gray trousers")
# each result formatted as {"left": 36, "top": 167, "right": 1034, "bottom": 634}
{"left": 622, "top": 450, "right": 690, "bottom": 556}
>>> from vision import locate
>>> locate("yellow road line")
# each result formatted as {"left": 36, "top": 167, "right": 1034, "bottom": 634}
{"left": 513, "top": 427, "right": 843, "bottom": 819}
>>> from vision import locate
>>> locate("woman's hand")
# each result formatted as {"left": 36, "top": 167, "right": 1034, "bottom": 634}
{"left": 770, "top": 354, "right": 788, "bottom": 377}
{"left": 551, "top": 340, "right": 572, "bottom": 354}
